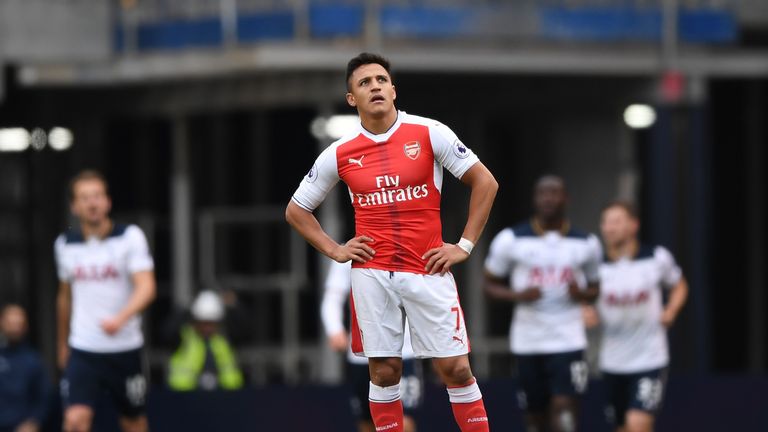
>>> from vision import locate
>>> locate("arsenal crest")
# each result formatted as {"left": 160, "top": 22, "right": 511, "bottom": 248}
{"left": 404, "top": 141, "right": 421, "bottom": 160}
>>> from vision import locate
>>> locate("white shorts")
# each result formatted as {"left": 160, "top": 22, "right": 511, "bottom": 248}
{"left": 349, "top": 268, "right": 470, "bottom": 359}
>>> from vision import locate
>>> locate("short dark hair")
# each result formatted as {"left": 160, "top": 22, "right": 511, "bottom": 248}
{"left": 69, "top": 169, "right": 109, "bottom": 202}
{"left": 603, "top": 200, "right": 639, "bottom": 219}
{"left": 346, "top": 52, "right": 392, "bottom": 89}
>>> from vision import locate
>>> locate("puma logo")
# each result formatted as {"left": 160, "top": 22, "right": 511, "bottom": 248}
{"left": 453, "top": 336, "right": 465, "bottom": 346}
{"left": 348, "top": 155, "right": 365, "bottom": 167}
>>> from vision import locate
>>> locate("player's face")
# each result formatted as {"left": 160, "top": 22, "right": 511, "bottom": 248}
{"left": 71, "top": 179, "right": 112, "bottom": 226}
{"left": 534, "top": 182, "right": 566, "bottom": 220}
{"left": 346, "top": 63, "right": 396, "bottom": 118}
{"left": 0, "top": 306, "right": 28, "bottom": 343}
{"left": 600, "top": 206, "right": 638, "bottom": 246}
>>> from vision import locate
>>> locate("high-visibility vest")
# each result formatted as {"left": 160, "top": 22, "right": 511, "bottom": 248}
{"left": 168, "top": 325, "right": 244, "bottom": 391}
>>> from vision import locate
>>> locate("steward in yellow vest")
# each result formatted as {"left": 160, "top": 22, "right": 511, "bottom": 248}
{"left": 167, "top": 290, "right": 244, "bottom": 391}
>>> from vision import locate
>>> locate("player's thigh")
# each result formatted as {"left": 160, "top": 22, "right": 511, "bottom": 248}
{"left": 547, "top": 350, "right": 589, "bottom": 397}
{"left": 347, "top": 362, "right": 374, "bottom": 422}
{"left": 601, "top": 372, "right": 630, "bottom": 427}
{"left": 400, "top": 359, "right": 425, "bottom": 413}
{"left": 515, "top": 354, "right": 549, "bottom": 414}
{"left": 626, "top": 369, "right": 666, "bottom": 417}
{"left": 350, "top": 268, "right": 406, "bottom": 357}
{"left": 104, "top": 349, "right": 148, "bottom": 420}
{"left": 400, "top": 272, "right": 468, "bottom": 358}
{"left": 61, "top": 349, "right": 101, "bottom": 414}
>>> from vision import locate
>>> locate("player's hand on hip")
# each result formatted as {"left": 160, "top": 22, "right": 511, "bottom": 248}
{"left": 514, "top": 287, "right": 543, "bottom": 303}
{"left": 328, "top": 331, "right": 349, "bottom": 351}
{"left": 423, "top": 243, "right": 469, "bottom": 275}
{"left": 100, "top": 316, "right": 125, "bottom": 335}
{"left": 333, "top": 236, "right": 376, "bottom": 263}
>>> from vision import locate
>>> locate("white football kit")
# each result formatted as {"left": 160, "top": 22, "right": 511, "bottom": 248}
{"left": 597, "top": 245, "right": 683, "bottom": 374}
{"left": 54, "top": 224, "right": 154, "bottom": 353}
{"left": 484, "top": 222, "right": 602, "bottom": 355}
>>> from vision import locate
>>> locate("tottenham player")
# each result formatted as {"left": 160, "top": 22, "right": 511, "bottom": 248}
{"left": 484, "top": 176, "right": 601, "bottom": 432}
{"left": 55, "top": 170, "right": 156, "bottom": 432}
{"left": 286, "top": 53, "right": 498, "bottom": 432}
{"left": 592, "top": 202, "right": 688, "bottom": 432}
{"left": 322, "top": 259, "right": 422, "bottom": 432}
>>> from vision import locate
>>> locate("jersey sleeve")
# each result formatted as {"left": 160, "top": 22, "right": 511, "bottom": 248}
{"left": 655, "top": 246, "right": 683, "bottom": 288}
{"left": 53, "top": 234, "right": 71, "bottom": 283}
{"left": 125, "top": 225, "right": 155, "bottom": 274}
{"left": 484, "top": 228, "right": 515, "bottom": 279}
{"left": 320, "top": 260, "right": 352, "bottom": 336}
{"left": 583, "top": 234, "right": 603, "bottom": 283}
{"left": 429, "top": 122, "right": 480, "bottom": 179}
{"left": 291, "top": 144, "right": 340, "bottom": 212}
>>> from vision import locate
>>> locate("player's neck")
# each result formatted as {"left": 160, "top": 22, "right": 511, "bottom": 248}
{"left": 360, "top": 109, "right": 398, "bottom": 135}
{"left": 607, "top": 238, "right": 638, "bottom": 261}
{"left": 80, "top": 218, "right": 113, "bottom": 240}
{"left": 532, "top": 216, "right": 569, "bottom": 235}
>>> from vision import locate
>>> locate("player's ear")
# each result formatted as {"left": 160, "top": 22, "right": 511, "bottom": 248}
{"left": 346, "top": 92, "right": 357, "bottom": 107}
{"left": 392, "top": 85, "right": 396, "bottom": 101}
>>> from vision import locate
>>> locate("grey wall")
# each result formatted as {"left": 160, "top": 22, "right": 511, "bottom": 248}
{"left": 0, "top": 0, "right": 111, "bottom": 63}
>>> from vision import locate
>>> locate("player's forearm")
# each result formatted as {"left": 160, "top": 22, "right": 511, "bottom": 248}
{"left": 576, "top": 282, "right": 600, "bottom": 303}
{"left": 116, "top": 271, "right": 156, "bottom": 323}
{"left": 460, "top": 163, "right": 498, "bottom": 243}
{"left": 286, "top": 200, "right": 341, "bottom": 258}
{"left": 484, "top": 277, "right": 516, "bottom": 302}
{"left": 665, "top": 278, "right": 688, "bottom": 317}
{"left": 56, "top": 284, "right": 71, "bottom": 348}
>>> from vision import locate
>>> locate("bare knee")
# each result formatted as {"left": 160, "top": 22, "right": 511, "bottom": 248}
{"left": 432, "top": 355, "right": 473, "bottom": 386}
{"left": 623, "top": 410, "right": 653, "bottom": 432}
{"left": 369, "top": 357, "right": 403, "bottom": 387}
{"left": 64, "top": 405, "right": 93, "bottom": 432}
{"left": 550, "top": 395, "right": 579, "bottom": 432}
{"left": 120, "top": 415, "right": 148, "bottom": 432}
{"left": 403, "top": 415, "right": 417, "bottom": 432}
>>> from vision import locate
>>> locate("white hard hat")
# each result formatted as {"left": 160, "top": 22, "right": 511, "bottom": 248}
{"left": 191, "top": 290, "right": 224, "bottom": 321}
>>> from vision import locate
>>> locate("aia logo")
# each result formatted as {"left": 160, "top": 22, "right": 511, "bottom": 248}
{"left": 73, "top": 265, "right": 120, "bottom": 281}
{"left": 605, "top": 290, "right": 650, "bottom": 307}
{"left": 528, "top": 266, "right": 574, "bottom": 286}
{"left": 404, "top": 141, "right": 420, "bottom": 160}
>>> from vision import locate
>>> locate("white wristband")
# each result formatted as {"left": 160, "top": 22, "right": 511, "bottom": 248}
{"left": 457, "top": 237, "right": 475, "bottom": 255}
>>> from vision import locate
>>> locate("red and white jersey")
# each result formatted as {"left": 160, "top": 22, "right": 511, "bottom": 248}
{"left": 54, "top": 224, "right": 154, "bottom": 353}
{"left": 292, "top": 111, "right": 479, "bottom": 275}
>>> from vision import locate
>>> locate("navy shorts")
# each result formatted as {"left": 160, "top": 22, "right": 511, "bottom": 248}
{"left": 602, "top": 368, "right": 666, "bottom": 426}
{"left": 515, "top": 350, "right": 588, "bottom": 413}
{"left": 61, "top": 347, "right": 147, "bottom": 418}
{"left": 349, "top": 359, "right": 424, "bottom": 421}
